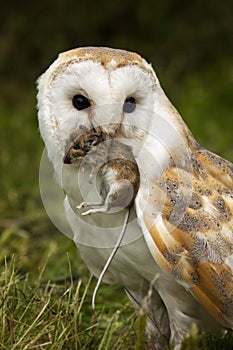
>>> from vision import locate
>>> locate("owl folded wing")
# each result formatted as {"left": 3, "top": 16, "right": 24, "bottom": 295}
{"left": 142, "top": 147, "right": 233, "bottom": 328}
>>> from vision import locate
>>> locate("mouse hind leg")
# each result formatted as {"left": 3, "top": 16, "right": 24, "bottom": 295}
{"left": 77, "top": 189, "right": 113, "bottom": 216}
{"left": 76, "top": 200, "right": 104, "bottom": 210}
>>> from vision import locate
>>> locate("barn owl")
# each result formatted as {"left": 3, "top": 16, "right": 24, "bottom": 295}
{"left": 37, "top": 47, "right": 233, "bottom": 349}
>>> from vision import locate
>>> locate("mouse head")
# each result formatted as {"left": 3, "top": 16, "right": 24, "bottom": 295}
{"left": 63, "top": 125, "right": 105, "bottom": 164}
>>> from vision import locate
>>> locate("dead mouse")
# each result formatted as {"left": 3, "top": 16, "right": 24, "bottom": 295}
{"left": 64, "top": 131, "right": 140, "bottom": 308}
{"left": 77, "top": 138, "right": 140, "bottom": 214}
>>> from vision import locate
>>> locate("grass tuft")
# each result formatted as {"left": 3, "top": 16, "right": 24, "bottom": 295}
{"left": 0, "top": 256, "right": 139, "bottom": 349}
{"left": 1, "top": 256, "right": 233, "bottom": 349}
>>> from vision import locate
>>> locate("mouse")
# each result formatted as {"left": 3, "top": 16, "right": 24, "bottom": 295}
{"left": 63, "top": 128, "right": 140, "bottom": 308}
{"left": 77, "top": 138, "right": 140, "bottom": 215}
{"left": 64, "top": 127, "right": 140, "bottom": 211}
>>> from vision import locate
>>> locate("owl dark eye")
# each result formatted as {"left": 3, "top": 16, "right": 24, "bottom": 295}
{"left": 123, "top": 97, "right": 136, "bottom": 113}
{"left": 72, "top": 94, "right": 90, "bottom": 110}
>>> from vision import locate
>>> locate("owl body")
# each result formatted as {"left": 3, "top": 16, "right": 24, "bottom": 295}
{"left": 37, "top": 47, "right": 233, "bottom": 349}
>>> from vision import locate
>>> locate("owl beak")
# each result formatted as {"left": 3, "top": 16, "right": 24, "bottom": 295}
{"left": 63, "top": 154, "right": 71, "bottom": 164}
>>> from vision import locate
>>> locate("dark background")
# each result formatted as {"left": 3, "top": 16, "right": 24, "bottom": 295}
{"left": 0, "top": 0, "right": 232, "bottom": 273}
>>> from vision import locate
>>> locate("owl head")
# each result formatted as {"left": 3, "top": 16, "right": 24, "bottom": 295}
{"left": 37, "top": 47, "right": 193, "bottom": 184}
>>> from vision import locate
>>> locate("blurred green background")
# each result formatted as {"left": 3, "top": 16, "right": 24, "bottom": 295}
{"left": 0, "top": 0, "right": 232, "bottom": 276}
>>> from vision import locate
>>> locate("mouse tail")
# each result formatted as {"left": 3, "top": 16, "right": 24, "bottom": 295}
{"left": 92, "top": 208, "right": 130, "bottom": 309}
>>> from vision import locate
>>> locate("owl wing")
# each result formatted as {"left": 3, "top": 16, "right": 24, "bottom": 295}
{"left": 139, "top": 147, "right": 233, "bottom": 328}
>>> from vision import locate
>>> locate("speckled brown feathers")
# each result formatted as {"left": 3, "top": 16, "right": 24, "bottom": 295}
{"left": 49, "top": 47, "right": 151, "bottom": 84}
{"left": 144, "top": 145, "right": 233, "bottom": 328}
{"left": 60, "top": 46, "right": 145, "bottom": 69}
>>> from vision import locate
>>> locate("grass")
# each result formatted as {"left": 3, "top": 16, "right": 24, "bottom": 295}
{"left": 1, "top": 257, "right": 233, "bottom": 349}
{"left": 0, "top": 257, "right": 141, "bottom": 350}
